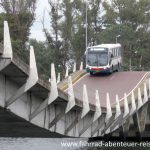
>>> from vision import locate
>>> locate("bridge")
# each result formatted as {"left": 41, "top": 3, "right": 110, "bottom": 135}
{"left": 0, "top": 21, "right": 150, "bottom": 139}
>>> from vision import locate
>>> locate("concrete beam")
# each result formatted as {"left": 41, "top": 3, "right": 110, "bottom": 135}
{"left": 148, "top": 79, "right": 150, "bottom": 98}
{"left": 65, "top": 85, "right": 90, "bottom": 136}
{"left": 105, "top": 93, "right": 112, "bottom": 123}
{"left": 48, "top": 63, "right": 58, "bottom": 105}
{"left": 138, "top": 88, "right": 143, "bottom": 109}
{"left": 49, "top": 110, "right": 65, "bottom": 129}
{"left": 130, "top": 91, "right": 136, "bottom": 114}
{"left": 29, "top": 98, "right": 48, "bottom": 121}
{"left": 64, "top": 113, "right": 81, "bottom": 135}
{"left": 57, "top": 73, "right": 60, "bottom": 83}
{"left": 123, "top": 93, "right": 129, "bottom": 118}
{"left": 136, "top": 103, "right": 148, "bottom": 137}
{"left": 79, "top": 90, "right": 102, "bottom": 136}
{"left": 29, "top": 63, "right": 58, "bottom": 120}
{"left": 73, "top": 62, "right": 76, "bottom": 72}
{"left": 6, "top": 46, "right": 38, "bottom": 107}
{"left": 0, "top": 21, "right": 13, "bottom": 71}
{"left": 115, "top": 95, "right": 121, "bottom": 119}
{"left": 143, "top": 82, "right": 148, "bottom": 104}
{"left": 65, "top": 76, "right": 75, "bottom": 113}
{"left": 3, "top": 21, "right": 13, "bottom": 59}
{"left": 81, "top": 84, "right": 90, "bottom": 118}
{"left": 93, "top": 90, "right": 102, "bottom": 122}
{"left": 80, "top": 62, "right": 83, "bottom": 70}
{"left": 65, "top": 65, "right": 69, "bottom": 78}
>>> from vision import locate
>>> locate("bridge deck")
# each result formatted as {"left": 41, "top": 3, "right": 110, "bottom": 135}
{"left": 69, "top": 71, "right": 148, "bottom": 107}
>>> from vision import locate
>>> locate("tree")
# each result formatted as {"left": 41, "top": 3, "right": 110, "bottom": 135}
{"left": 29, "top": 39, "right": 51, "bottom": 79}
{"left": 102, "top": 0, "right": 150, "bottom": 70}
{"left": 0, "top": 0, "right": 37, "bottom": 61}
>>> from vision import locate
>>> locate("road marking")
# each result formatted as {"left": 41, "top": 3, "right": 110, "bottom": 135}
{"left": 64, "top": 74, "right": 87, "bottom": 92}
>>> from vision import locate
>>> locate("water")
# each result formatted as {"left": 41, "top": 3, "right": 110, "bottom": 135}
{"left": 0, "top": 138, "right": 150, "bottom": 150}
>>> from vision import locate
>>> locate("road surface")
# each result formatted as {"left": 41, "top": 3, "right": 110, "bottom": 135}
{"left": 68, "top": 71, "right": 148, "bottom": 107}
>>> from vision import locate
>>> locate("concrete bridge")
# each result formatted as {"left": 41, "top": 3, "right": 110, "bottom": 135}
{"left": 0, "top": 21, "right": 150, "bottom": 139}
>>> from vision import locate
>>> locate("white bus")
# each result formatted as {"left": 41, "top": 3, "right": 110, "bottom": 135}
{"left": 85, "top": 44, "right": 122, "bottom": 75}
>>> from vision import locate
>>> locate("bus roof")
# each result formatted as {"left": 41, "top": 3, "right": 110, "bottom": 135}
{"left": 88, "top": 43, "right": 121, "bottom": 50}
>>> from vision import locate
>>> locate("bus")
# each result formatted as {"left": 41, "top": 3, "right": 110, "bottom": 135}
{"left": 85, "top": 44, "right": 122, "bottom": 75}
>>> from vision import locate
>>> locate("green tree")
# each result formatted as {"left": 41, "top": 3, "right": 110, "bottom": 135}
{"left": 102, "top": 0, "right": 150, "bottom": 70}
{"left": 0, "top": 0, "right": 37, "bottom": 61}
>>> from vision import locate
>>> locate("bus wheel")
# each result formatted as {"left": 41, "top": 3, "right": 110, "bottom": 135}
{"left": 111, "top": 65, "right": 113, "bottom": 73}
{"left": 90, "top": 72, "right": 93, "bottom": 76}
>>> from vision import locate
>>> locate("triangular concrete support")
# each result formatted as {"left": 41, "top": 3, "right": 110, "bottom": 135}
{"left": 0, "top": 21, "right": 13, "bottom": 71}
{"left": 115, "top": 94, "right": 121, "bottom": 119}
{"left": 6, "top": 46, "right": 38, "bottom": 107}
{"left": 123, "top": 93, "right": 129, "bottom": 118}
{"left": 30, "top": 63, "right": 58, "bottom": 120}
{"left": 80, "top": 62, "right": 83, "bottom": 70}
{"left": 143, "top": 82, "right": 148, "bottom": 104}
{"left": 138, "top": 88, "right": 143, "bottom": 109}
{"left": 105, "top": 93, "right": 112, "bottom": 123}
{"left": 130, "top": 91, "right": 136, "bottom": 114}
{"left": 93, "top": 90, "right": 102, "bottom": 122}
{"left": 81, "top": 84, "right": 90, "bottom": 119}
{"left": 48, "top": 63, "right": 58, "bottom": 105}
{"left": 65, "top": 76, "right": 75, "bottom": 113}
{"left": 73, "top": 62, "right": 76, "bottom": 72}
{"left": 148, "top": 78, "right": 150, "bottom": 98}
{"left": 65, "top": 65, "right": 69, "bottom": 78}
{"left": 3, "top": 21, "right": 13, "bottom": 59}
{"left": 57, "top": 73, "right": 60, "bottom": 83}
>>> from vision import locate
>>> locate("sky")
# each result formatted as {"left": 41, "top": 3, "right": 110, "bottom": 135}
{"left": 30, "top": 0, "right": 50, "bottom": 41}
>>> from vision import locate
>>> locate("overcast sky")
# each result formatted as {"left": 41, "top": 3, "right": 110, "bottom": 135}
{"left": 30, "top": 0, "right": 50, "bottom": 41}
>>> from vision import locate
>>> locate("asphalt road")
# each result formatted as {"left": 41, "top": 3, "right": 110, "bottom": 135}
{"left": 70, "top": 71, "right": 148, "bottom": 107}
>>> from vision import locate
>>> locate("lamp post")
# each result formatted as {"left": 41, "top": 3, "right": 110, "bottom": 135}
{"left": 85, "top": 0, "right": 88, "bottom": 51}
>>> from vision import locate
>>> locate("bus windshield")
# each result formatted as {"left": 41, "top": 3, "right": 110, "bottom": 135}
{"left": 87, "top": 51, "right": 108, "bottom": 66}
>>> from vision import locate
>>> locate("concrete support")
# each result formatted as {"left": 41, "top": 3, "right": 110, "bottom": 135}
{"left": 130, "top": 91, "right": 136, "bottom": 114}
{"left": 48, "top": 63, "right": 58, "bottom": 105}
{"left": 49, "top": 109, "right": 65, "bottom": 129}
{"left": 73, "top": 62, "right": 76, "bottom": 72}
{"left": 81, "top": 84, "right": 90, "bottom": 118}
{"left": 115, "top": 94, "right": 121, "bottom": 119}
{"left": 123, "top": 93, "right": 129, "bottom": 118}
{"left": 93, "top": 90, "right": 102, "bottom": 122}
{"left": 148, "top": 79, "right": 150, "bottom": 98}
{"left": 80, "top": 62, "right": 83, "bottom": 70}
{"left": 91, "top": 115, "right": 105, "bottom": 137}
{"left": 65, "top": 113, "right": 81, "bottom": 135}
{"left": 49, "top": 76, "right": 76, "bottom": 129}
{"left": 65, "top": 65, "right": 69, "bottom": 78}
{"left": 105, "top": 93, "right": 112, "bottom": 123}
{"left": 6, "top": 46, "right": 38, "bottom": 107}
{"left": 136, "top": 103, "right": 148, "bottom": 137}
{"left": 3, "top": 21, "right": 13, "bottom": 59}
{"left": 65, "top": 85, "right": 90, "bottom": 136}
{"left": 29, "top": 63, "right": 58, "bottom": 120}
{"left": 143, "top": 82, "right": 148, "bottom": 104}
{"left": 65, "top": 76, "right": 75, "bottom": 113}
{"left": 79, "top": 90, "right": 102, "bottom": 136}
{"left": 138, "top": 88, "right": 143, "bottom": 109}
{"left": 57, "top": 73, "right": 60, "bottom": 84}
{"left": 0, "top": 21, "right": 13, "bottom": 71}
{"left": 122, "top": 118, "right": 130, "bottom": 138}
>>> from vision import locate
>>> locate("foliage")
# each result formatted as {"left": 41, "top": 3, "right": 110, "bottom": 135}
{"left": 0, "top": 0, "right": 36, "bottom": 61}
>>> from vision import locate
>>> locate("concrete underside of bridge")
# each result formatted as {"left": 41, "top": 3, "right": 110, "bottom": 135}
{"left": 0, "top": 107, "right": 64, "bottom": 138}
